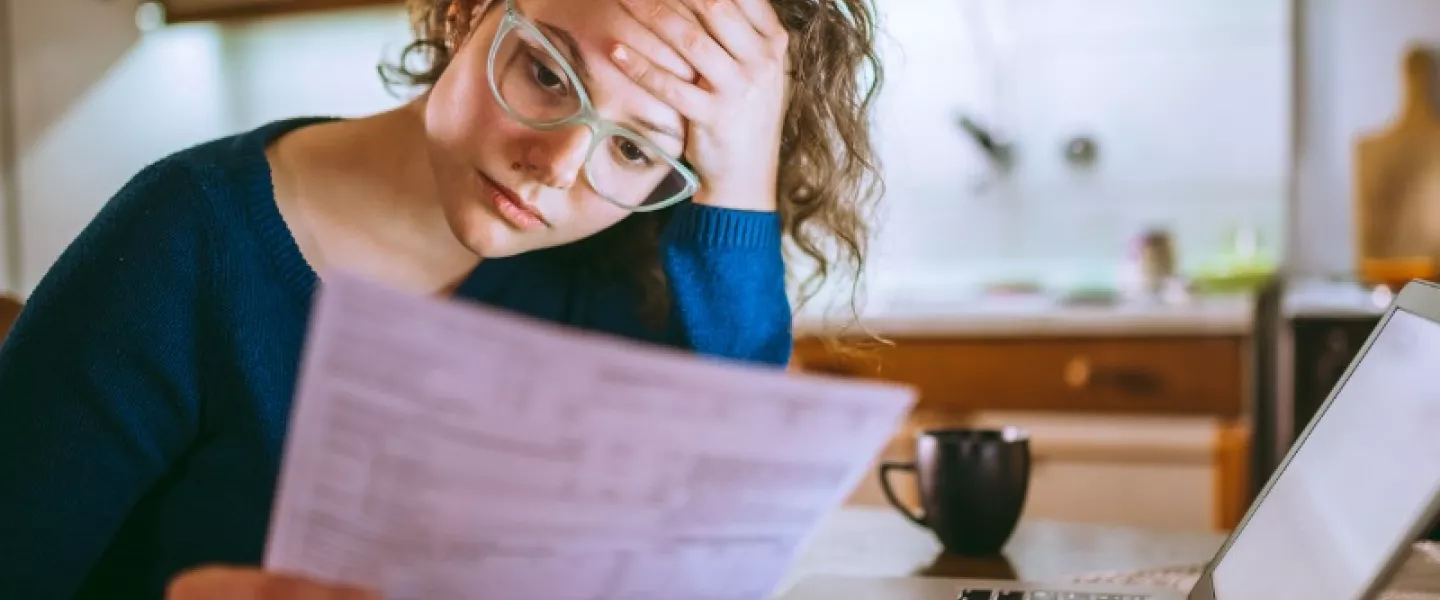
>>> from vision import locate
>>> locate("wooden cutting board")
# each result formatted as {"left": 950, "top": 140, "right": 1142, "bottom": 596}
{"left": 1354, "top": 45, "right": 1440, "bottom": 286}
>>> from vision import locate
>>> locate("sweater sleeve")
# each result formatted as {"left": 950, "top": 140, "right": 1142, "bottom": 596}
{"left": 659, "top": 203, "right": 792, "bottom": 365}
{"left": 0, "top": 160, "right": 206, "bottom": 599}
{"left": 570, "top": 202, "right": 792, "bottom": 367}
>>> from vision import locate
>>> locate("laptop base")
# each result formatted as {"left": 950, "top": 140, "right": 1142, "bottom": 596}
{"left": 776, "top": 574, "right": 1186, "bottom": 600}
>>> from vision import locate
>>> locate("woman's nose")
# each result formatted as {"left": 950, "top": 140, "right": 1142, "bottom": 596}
{"left": 521, "top": 126, "right": 592, "bottom": 189}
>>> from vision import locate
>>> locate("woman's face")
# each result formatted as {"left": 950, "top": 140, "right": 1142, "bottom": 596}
{"left": 423, "top": 0, "right": 696, "bottom": 258}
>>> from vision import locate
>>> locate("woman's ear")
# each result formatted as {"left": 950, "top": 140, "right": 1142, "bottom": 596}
{"left": 443, "top": 0, "right": 495, "bottom": 52}
{"left": 444, "top": 1, "right": 467, "bottom": 49}
{"left": 445, "top": 1, "right": 465, "bottom": 27}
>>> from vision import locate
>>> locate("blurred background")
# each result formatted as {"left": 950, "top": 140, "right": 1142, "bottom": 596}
{"left": 0, "top": 0, "right": 1432, "bottom": 533}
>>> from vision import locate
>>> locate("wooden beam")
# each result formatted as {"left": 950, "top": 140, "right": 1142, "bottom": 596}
{"left": 161, "top": 0, "right": 402, "bottom": 24}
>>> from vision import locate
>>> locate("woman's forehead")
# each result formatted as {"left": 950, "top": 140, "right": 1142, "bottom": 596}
{"left": 513, "top": 0, "right": 696, "bottom": 83}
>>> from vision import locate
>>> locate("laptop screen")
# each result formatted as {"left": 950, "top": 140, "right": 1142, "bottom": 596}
{"left": 1211, "top": 307, "right": 1440, "bottom": 598}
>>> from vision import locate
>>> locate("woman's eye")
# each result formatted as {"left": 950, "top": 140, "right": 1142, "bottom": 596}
{"left": 616, "top": 139, "right": 654, "bottom": 166}
{"left": 528, "top": 57, "right": 567, "bottom": 93}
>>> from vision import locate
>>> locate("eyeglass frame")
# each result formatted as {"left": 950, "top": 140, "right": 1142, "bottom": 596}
{"left": 484, "top": 0, "right": 701, "bottom": 212}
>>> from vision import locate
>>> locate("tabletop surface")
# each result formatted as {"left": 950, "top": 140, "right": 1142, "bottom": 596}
{"left": 783, "top": 506, "right": 1440, "bottom": 598}
{"left": 784, "top": 506, "right": 1226, "bottom": 586}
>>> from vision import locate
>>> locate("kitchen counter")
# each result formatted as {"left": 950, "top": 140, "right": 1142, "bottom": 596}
{"left": 1282, "top": 278, "right": 1391, "bottom": 319}
{"left": 794, "top": 291, "right": 1256, "bottom": 338}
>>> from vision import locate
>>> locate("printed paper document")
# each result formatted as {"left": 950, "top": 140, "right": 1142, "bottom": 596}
{"left": 263, "top": 272, "right": 916, "bottom": 600}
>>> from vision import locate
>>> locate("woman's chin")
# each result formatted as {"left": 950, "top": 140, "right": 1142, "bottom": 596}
{"left": 449, "top": 209, "right": 535, "bottom": 259}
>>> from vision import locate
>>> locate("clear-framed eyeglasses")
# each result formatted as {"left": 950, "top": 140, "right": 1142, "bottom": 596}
{"left": 486, "top": 0, "right": 700, "bottom": 212}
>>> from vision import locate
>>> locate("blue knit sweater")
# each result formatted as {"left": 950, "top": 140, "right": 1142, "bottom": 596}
{"left": 0, "top": 117, "right": 793, "bottom": 599}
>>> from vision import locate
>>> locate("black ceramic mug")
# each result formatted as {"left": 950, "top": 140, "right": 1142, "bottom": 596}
{"left": 877, "top": 427, "right": 1031, "bottom": 556}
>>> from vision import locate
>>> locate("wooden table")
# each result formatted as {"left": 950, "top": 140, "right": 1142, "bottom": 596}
{"left": 780, "top": 506, "right": 1225, "bottom": 589}
{"left": 780, "top": 506, "right": 1440, "bottom": 598}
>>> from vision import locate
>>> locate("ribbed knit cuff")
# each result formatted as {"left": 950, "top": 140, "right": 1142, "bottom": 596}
{"left": 662, "top": 202, "right": 782, "bottom": 251}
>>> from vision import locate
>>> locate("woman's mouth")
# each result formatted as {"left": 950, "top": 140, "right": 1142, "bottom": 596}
{"left": 476, "top": 170, "right": 548, "bottom": 232}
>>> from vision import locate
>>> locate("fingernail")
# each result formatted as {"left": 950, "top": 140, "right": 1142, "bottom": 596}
{"left": 612, "top": 45, "right": 630, "bottom": 63}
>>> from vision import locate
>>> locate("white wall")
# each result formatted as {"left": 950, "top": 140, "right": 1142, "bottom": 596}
{"left": 11, "top": 0, "right": 227, "bottom": 295}
{"left": 217, "top": 8, "right": 415, "bottom": 129}
{"left": 866, "top": 0, "right": 1291, "bottom": 296}
{"left": 6, "top": 0, "right": 409, "bottom": 295}
{"left": 0, "top": 0, "right": 14, "bottom": 294}
{"left": 1290, "top": 0, "right": 1440, "bottom": 277}
{"left": 6, "top": 0, "right": 1294, "bottom": 299}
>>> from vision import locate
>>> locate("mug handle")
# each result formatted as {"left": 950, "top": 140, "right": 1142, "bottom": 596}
{"left": 877, "top": 460, "right": 927, "bottom": 527}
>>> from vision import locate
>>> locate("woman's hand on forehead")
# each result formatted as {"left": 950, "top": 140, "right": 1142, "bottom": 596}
{"left": 610, "top": 0, "right": 790, "bottom": 211}
{"left": 609, "top": 0, "right": 700, "bottom": 83}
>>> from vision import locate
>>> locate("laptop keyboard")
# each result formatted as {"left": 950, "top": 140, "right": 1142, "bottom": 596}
{"left": 957, "top": 590, "right": 1150, "bottom": 600}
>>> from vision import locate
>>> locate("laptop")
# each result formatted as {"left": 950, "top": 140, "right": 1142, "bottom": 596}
{"left": 779, "top": 279, "right": 1440, "bottom": 600}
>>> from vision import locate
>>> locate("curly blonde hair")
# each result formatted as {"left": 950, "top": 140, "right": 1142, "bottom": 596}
{"left": 379, "top": 0, "right": 885, "bottom": 337}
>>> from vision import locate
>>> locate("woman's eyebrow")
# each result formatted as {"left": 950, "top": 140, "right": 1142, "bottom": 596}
{"left": 535, "top": 20, "right": 684, "bottom": 143}
{"left": 634, "top": 116, "right": 683, "bottom": 143}
{"left": 536, "top": 21, "right": 592, "bottom": 83}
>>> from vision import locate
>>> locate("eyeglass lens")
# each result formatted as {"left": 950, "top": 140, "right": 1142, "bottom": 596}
{"left": 491, "top": 23, "right": 692, "bottom": 208}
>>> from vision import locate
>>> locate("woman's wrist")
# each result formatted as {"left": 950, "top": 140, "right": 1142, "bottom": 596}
{"left": 689, "top": 183, "right": 778, "bottom": 213}
{"left": 664, "top": 201, "right": 782, "bottom": 250}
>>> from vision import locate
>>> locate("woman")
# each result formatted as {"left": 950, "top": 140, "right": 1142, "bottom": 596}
{"left": 0, "top": 0, "right": 884, "bottom": 597}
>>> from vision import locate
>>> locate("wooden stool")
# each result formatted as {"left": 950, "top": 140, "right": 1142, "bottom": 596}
{"left": 0, "top": 295, "right": 22, "bottom": 342}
